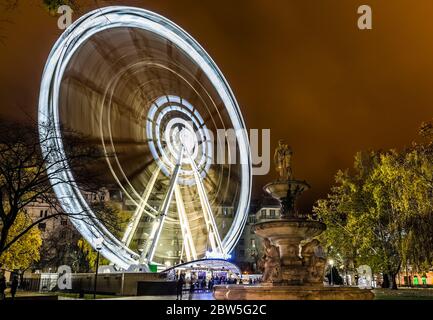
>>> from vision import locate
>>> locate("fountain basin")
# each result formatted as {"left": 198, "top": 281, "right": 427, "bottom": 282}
{"left": 263, "top": 180, "right": 310, "bottom": 200}
{"left": 213, "top": 284, "right": 374, "bottom": 300}
{"left": 254, "top": 219, "right": 325, "bottom": 241}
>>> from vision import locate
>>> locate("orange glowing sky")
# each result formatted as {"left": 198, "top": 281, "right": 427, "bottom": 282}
{"left": 1, "top": 0, "right": 433, "bottom": 212}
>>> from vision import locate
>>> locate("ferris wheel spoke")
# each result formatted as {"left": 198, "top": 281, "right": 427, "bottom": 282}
{"left": 139, "top": 147, "right": 184, "bottom": 264}
{"left": 121, "top": 167, "right": 161, "bottom": 246}
{"left": 174, "top": 184, "right": 197, "bottom": 262}
{"left": 188, "top": 153, "right": 226, "bottom": 258}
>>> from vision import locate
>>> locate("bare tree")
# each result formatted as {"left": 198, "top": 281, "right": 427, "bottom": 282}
{"left": 0, "top": 118, "right": 109, "bottom": 258}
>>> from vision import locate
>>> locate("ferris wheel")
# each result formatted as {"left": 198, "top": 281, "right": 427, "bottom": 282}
{"left": 38, "top": 6, "right": 252, "bottom": 270}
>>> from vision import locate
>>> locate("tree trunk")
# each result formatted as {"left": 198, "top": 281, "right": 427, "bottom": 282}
{"left": 0, "top": 223, "right": 10, "bottom": 255}
{"left": 382, "top": 273, "right": 390, "bottom": 288}
{"left": 390, "top": 273, "right": 398, "bottom": 290}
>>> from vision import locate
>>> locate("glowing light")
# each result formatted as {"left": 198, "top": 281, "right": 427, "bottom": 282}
{"left": 38, "top": 6, "right": 251, "bottom": 269}
{"left": 205, "top": 251, "right": 232, "bottom": 260}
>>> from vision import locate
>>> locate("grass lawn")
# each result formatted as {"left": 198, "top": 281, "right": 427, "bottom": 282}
{"left": 374, "top": 288, "right": 433, "bottom": 300}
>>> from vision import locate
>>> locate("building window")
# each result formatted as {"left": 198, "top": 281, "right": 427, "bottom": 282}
{"left": 270, "top": 210, "right": 276, "bottom": 218}
{"left": 40, "top": 210, "right": 43, "bottom": 218}
{"left": 239, "top": 238, "right": 245, "bottom": 246}
{"left": 251, "top": 239, "right": 256, "bottom": 248}
{"left": 260, "top": 209, "right": 266, "bottom": 218}
{"left": 44, "top": 210, "right": 48, "bottom": 218}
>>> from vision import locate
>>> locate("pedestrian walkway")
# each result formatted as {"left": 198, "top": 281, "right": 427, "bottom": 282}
{"left": 102, "top": 292, "right": 215, "bottom": 300}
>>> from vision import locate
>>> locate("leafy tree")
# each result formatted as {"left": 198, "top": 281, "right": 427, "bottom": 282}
{"left": 314, "top": 124, "right": 433, "bottom": 289}
{"left": 77, "top": 202, "right": 131, "bottom": 271}
{"left": 0, "top": 212, "right": 42, "bottom": 270}
{"left": 77, "top": 238, "right": 108, "bottom": 271}
{"left": 35, "top": 223, "right": 90, "bottom": 272}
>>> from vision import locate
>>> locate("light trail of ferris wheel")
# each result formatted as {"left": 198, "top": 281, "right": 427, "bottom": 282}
{"left": 38, "top": 6, "right": 252, "bottom": 269}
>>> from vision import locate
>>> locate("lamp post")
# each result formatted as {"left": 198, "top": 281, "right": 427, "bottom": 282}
{"left": 329, "top": 259, "right": 334, "bottom": 286}
{"left": 93, "top": 237, "right": 104, "bottom": 299}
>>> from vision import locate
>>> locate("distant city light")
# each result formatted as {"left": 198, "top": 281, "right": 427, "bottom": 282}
{"left": 205, "top": 251, "right": 232, "bottom": 260}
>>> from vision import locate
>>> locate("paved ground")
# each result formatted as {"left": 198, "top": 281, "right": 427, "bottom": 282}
{"left": 102, "top": 292, "right": 215, "bottom": 300}
{"left": 7, "top": 288, "right": 433, "bottom": 300}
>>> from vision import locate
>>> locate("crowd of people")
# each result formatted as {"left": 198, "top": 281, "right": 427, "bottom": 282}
{"left": 175, "top": 273, "right": 260, "bottom": 300}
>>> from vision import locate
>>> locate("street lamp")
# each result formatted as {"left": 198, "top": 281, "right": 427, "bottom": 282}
{"left": 93, "top": 237, "right": 104, "bottom": 299}
{"left": 328, "top": 259, "right": 334, "bottom": 286}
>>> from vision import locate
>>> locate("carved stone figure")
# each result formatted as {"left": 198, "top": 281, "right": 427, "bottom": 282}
{"left": 301, "top": 239, "right": 327, "bottom": 284}
{"left": 261, "top": 238, "right": 282, "bottom": 283}
{"left": 274, "top": 139, "right": 293, "bottom": 181}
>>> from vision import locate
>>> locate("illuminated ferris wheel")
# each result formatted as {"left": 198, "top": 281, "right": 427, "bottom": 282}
{"left": 38, "top": 7, "right": 251, "bottom": 270}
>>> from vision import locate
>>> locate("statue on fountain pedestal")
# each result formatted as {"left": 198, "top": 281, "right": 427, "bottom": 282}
{"left": 260, "top": 238, "right": 282, "bottom": 283}
{"left": 274, "top": 139, "right": 293, "bottom": 181}
{"left": 301, "top": 239, "right": 327, "bottom": 284}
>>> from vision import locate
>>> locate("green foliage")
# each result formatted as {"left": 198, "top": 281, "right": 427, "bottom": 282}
{"left": 314, "top": 138, "right": 433, "bottom": 286}
{"left": 77, "top": 202, "right": 131, "bottom": 270}
{"left": 77, "top": 238, "right": 109, "bottom": 271}
{"left": 42, "top": 0, "right": 76, "bottom": 15}
{"left": 0, "top": 212, "right": 42, "bottom": 270}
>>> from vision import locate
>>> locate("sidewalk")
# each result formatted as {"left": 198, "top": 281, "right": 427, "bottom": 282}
{"left": 101, "top": 292, "right": 215, "bottom": 300}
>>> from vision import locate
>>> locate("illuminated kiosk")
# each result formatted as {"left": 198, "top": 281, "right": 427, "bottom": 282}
{"left": 38, "top": 6, "right": 252, "bottom": 273}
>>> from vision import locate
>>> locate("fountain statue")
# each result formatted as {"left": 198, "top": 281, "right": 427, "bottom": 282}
{"left": 260, "top": 238, "right": 282, "bottom": 283}
{"left": 274, "top": 139, "right": 293, "bottom": 181}
{"left": 213, "top": 141, "right": 374, "bottom": 300}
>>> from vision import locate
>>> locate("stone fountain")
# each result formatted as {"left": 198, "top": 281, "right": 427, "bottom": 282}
{"left": 214, "top": 140, "right": 373, "bottom": 300}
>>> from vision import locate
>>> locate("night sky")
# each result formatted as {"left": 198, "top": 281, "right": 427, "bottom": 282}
{"left": 1, "top": 0, "right": 433, "bottom": 212}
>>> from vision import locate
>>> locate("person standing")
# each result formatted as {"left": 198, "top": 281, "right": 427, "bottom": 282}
{"left": 0, "top": 272, "right": 6, "bottom": 300}
{"left": 188, "top": 278, "right": 195, "bottom": 300}
{"left": 10, "top": 275, "right": 18, "bottom": 300}
{"left": 176, "top": 274, "right": 185, "bottom": 300}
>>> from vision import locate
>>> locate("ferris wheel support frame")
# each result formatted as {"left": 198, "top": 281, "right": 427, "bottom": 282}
{"left": 174, "top": 184, "right": 198, "bottom": 262}
{"left": 189, "top": 152, "right": 226, "bottom": 257}
{"left": 122, "top": 167, "right": 161, "bottom": 247}
{"left": 140, "top": 147, "right": 184, "bottom": 263}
